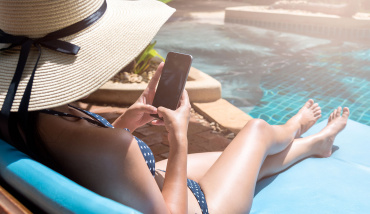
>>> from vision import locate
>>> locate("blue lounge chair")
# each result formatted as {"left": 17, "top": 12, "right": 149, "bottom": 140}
{"left": 0, "top": 138, "right": 140, "bottom": 213}
{"left": 0, "top": 119, "right": 369, "bottom": 213}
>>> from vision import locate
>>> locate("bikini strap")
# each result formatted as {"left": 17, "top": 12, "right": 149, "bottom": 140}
{"left": 67, "top": 104, "right": 114, "bottom": 128}
{"left": 39, "top": 106, "right": 107, "bottom": 128}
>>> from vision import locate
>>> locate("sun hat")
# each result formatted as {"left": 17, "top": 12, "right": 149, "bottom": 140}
{"left": 0, "top": 0, "right": 175, "bottom": 113}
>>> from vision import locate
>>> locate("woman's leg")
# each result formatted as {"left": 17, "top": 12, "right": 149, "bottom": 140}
{"left": 198, "top": 107, "right": 348, "bottom": 213}
{"left": 183, "top": 128, "right": 339, "bottom": 184}
{"left": 196, "top": 119, "right": 297, "bottom": 213}
{"left": 156, "top": 106, "right": 347, "bottom": 213}
{"left": 156, "top": 100, "right": 321, "bottom": 212}
{"left": 199, "top": 108, "right": 349, "bottom": 213}
{"left": 156, "top": 100, "right": 320, "bottom": 180}
{"left": 194, "top": 100, "right": 318, "bottom": 213}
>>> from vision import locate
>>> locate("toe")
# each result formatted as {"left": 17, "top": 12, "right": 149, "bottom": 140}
{"left": 305, "top": 99, "right": 314, "bottom": 108}
{"left": 336, "top": 107, "right": 342, "bottom": 117}
{"left": 330, "top": 112, "right": 335, "bottom": 121}
{"left": 342, "top": 107, "right": 350, "bottom": 118}
{"left": 311, "top": 103, "right": 319, "bottom": 110}
{"left": 314, "top": 107, "right": 321, "bottom": 113}
{"left": 315, "top": 110, "right": 322, "bottom": 117}
{"left": 332, "top": 109, "right": 338, "bottom": 119}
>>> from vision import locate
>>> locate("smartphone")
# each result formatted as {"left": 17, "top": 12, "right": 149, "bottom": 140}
{"left": 150, "top": 52, "right": 193, "bottom": 119}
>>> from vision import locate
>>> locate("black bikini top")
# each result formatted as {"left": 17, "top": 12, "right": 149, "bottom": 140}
{"left": 39, "top": 104, "right": 109, "bottom": 128}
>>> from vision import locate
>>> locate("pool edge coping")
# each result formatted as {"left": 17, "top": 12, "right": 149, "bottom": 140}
{"left": 224, "top": 5, "right": 370, "bottom": 40}
{"left": 193, "top": 99, "right": 253, "bottom": 134}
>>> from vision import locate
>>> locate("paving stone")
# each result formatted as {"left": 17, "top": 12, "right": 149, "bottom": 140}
{"left": 135, "top": 125, "right": 166, "bottom": 136}
{"left": 132, "top": 132, "right": 145, "bottom": 139}
{"left": 160, "top": 152, "right": 169, "bottom": 159}
{"left": 149, "top": 144, "right": 169, "bottom": 156}
{"left": 188, "top": 121, "right": 212, "bottom": 135}
{"left": 161, "top": 132, "right": 170, "bottom": 146}
{"left": 141, "top": 133, "right": 165, "bottom": 146}
{"left": 196, "top": 130, "right": 229, "bottom": 142}
{"left": 154, "top": 155, "right": 166, "bottom": 162}
{"left": 135, "top": 124, "right": 151, "bottom": 130}
{"left": 188, "top": 133, "right": 230, "bottom": 152}
{"left": 76, "top": 102, "right": 127, "bottom": 115}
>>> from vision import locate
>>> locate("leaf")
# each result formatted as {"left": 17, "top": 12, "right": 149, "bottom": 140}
{"left": 149, "top": 49, "right": 165, "bottom": 61}
{"left": 133, "top": 41, "right": 165, "bottom": 74}
{"left": 158, "top": 0, "right": 173, "bottom": 3}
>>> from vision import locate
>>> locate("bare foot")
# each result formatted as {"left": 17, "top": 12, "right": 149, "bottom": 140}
{"left": 288, "top": 99, "right": 322, "bottom": 138}
{"left": 313, "top": 107, "right": 350, "bottom": 158}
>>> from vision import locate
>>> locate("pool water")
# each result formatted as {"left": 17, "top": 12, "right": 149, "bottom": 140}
{"left": 153, "top": 21, "right": 370, "bottom": 126}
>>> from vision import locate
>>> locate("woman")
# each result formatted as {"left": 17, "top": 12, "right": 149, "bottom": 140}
{"left": 0, "top": 0, "right": 349, "bottom": 213}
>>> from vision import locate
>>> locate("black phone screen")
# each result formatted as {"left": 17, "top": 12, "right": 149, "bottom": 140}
{"left": 151, "top": 52, "right": 192, "bottom": 118}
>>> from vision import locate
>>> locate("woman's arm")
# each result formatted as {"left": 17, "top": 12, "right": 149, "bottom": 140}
{"left": 162, "top": 133, "right": 188, "bottom": 212}
{"left": 112, "top": 63, "right": 164, "bottom": 132}
{"left": 157, "top": 90, "right": 191, "bottom": 213}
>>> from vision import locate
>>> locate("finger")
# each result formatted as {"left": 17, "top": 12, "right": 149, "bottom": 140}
{"left": 178, "top": 90, "right": 190, "bottom": 108}
{"left": 139, "top": 104, "right": 157, "bottom": 114}
{"left": 157, "top": 106, "right": 166, "bottom": 118}
{"left": 147, "top": 62, "right": 164, "bottom": 90}
{"left": 158, "top": 106, "right": 174, "bottom": 120}
{"left": 151, "top": 120, "right": 165, "bottom": 126}
{"left": 157, "top": 106, "right": 170, "bottom": 114}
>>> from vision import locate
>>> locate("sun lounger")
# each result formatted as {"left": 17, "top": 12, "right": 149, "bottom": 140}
{"left": 0, "top": 138, "right": 140, "bottom": 213}
{"left": 0, "top": 119, "right": 368, "bottom": 213}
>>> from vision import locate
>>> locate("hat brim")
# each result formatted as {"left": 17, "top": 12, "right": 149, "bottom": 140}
{"left": 0, "top": 0, "right": 175, "bottom": 112}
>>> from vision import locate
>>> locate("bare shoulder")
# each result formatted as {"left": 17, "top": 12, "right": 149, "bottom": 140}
{"left": 37, "top": 112, "right": 135, "bottom": 158}
{"left": 36, "top": 113, "right": 167, "bottom": 212}
{"left": 36, "top": 112, "right": 141, "bottom": 180}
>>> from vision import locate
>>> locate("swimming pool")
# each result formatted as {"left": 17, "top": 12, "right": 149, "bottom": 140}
{"left": 153, "top": 21, "right": 370, "bottom": 126}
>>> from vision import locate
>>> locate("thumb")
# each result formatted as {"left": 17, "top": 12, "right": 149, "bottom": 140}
{"left": 157, "top": 106, "right": 171, "bottom": 120}
{"left": 140, "top": 104, "right": 157, "bottom": 114}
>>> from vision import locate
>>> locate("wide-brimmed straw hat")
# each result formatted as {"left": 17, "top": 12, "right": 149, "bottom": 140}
{"left": 0, "top": 0, "right": 175, "bottom": 112}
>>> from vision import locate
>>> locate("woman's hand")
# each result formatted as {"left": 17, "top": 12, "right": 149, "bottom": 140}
{"left": 112, "top": 62, "right": 164, "bottom": 132}
{"left": 157, "top": 90, "right": 191, "bottom": 145}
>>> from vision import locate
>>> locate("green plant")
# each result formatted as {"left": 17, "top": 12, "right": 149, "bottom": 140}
{"left": 133, "top": 41, "right": 164, "bottom": 74}
{"left": 158, "top": 0, "right": 173, "bottom": 3}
